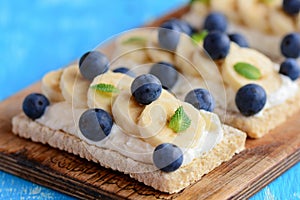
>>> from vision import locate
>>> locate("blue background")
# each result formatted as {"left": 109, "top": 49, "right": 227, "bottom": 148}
{"left": 0, "top": 0, "right": 299, "bottom": 199}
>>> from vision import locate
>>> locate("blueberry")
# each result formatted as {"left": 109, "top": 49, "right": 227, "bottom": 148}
{"left": 184, "top": 88, "right": 215, "bottom": 112}
{"left": 280, "top": 33, "right": 300, "bottom": 58}
{"left": 203, "top": 31, "right": 230, "bottom": 60}
{"left": 170, "top": 19, "right": 194, "bottom": 36}
{"left": 283, "top": 0, "right": 300, "bottom": 15}
{"left": 235, "top": 84, "right": 267, "bottom": 116}
{"left": 279, "top": 58, "right": 300, "bottom": 81}
{"left": 228, "top": 33, "right": 249, "bottom": 48}
{"left": 153, "top": 143, "right": 183, "bottom": 172}
{"left": 79, "top": 51, "right": 109, "bottom": 81}
{"left": 203, "top": 12, "right": 228, "bottom": 32}
{"left": 22, "top": 93, "right": 50, "bottom": 120}
{"left": 113, "top": 67, "right": 135, "bottom": 77}
{"left": 158, "top": 20, "right": 182, "bottom": 51}
{"left": 79, "top": 108, "right": 113, "bottom": 142}
{"left": 131, "top": 74, "right": 162, "bottom": 105}
{"left": 149, "top": 62, "right": 178, "bottom": 90}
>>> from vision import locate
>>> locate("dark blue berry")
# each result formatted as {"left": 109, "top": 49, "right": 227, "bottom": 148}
{"left": 22, "top": 93, "right": 50, "bottom": 120}
{"left": 79, "top": 51, "right": 109, "bottom": 81}
{"left": 228, "top": 33, "right": 249, "bottom": 48}
{"left": 169, "top": 19, "right": 194, "bottom": 36}
{"left": 280, "top": 33, "right": 300, "bottom": 58}
{"left": 203, "top": 31, "right": 230, "bottom": 60}
{"left": 153, "top": 143, "right": 183, "bottom": 172}
{"left": 113, "top": 67, "right": 135, "bottom": 77}
{"left": 204, "top": 12, "right": 228, "bottom": 32}
{"left": 131, "top": 74, "right": 162, "bottom": 105}
{"left": 235, "top": 84, "right": 267, "bottom": 116}
{"left": 79, "top": 108, "right": 113, "bottom": 142}
{"left": 149, "top": 62, "right": 178, "bottom": 90}
{"left": 184, "top": 88, "right": 215, "bottom": 112}
{"left": 283, "top": 0, "right": 300, "bottom": 15}
{"left": 158, "top": 20, "right": 182, "bottom": 51}
{"left": 279, "top": 58, "right": 300, "bottom": 81}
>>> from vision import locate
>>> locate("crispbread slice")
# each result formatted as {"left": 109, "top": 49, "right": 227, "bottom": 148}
{"left": 216, "top": 81, "right": 300, "bottom": 138}
{"left": 12, "top": 113, "right": 246, "bottom": 194}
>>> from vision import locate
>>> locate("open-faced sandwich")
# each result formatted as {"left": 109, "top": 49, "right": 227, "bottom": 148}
{"left": 11, "top": 2, "right": 300, "bottom": 193}
{"left": 184, "top": 0, "right": 300, "bottom": 59}
{"left": 12, "top": 43, "right": 246, "bottom": 193}
{"left": 108, "top": 23, "right": 300, "bottom": 138}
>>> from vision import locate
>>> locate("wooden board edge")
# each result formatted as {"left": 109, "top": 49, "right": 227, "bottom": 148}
{"left": 1, "top": 4, "right": 300, "bottom": 200}
{"left": 233, "top": 150, "right": 300, "bottom": 199}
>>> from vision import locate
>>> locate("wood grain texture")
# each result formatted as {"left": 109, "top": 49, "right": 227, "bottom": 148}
{"left": 0, "top": 5, "right": 299, "bottom": 200}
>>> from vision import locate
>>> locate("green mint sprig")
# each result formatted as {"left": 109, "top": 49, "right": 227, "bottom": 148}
{"left": 122, "top": 37, "right": 147, "bottom": 45}
{"left": 192, "top": 30, "right": 208, "bottom": 43}
{"left": 90, "top": 83, "right": 120, "bottom": 93}
{"left": 190, "top": 0, "right": 210, "bottom": 4}
{"left": 169, "top": 106, "right": 191, "bottom": 133}
{"left": 234, "top": 62, "right": 262, "bottom": 80}
{"left": 260, "top": 0, "right": 273, "bottom": 4}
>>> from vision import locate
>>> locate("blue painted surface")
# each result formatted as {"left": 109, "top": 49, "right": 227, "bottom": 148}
{"left": 0, "top": 0, "right": 299, "bottom": 199}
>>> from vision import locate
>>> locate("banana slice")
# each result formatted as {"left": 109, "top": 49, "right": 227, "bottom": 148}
{"left": 182, "top": 4, "right": 207, "bottom": 29}
{"left": 191, "top": 1, "right": 210, "bottom": 16}
{"left": 41, "top": 69, "right": 64, "bottom": 102}
{"left": 211, "top": 0, "right": 241, "bottom": 23}
{"left": 60, "top": 64, "right": 90, "bottom": 108}
{"left": 175, "top": 34, "right": 200, "bottom": 76}
{"left": 191, "top": 48, "right": 220, "bottom": 80}
{"left": 269, "top": 8, "right": 295, "bottom": 35}
{"left": 88, "top": 71, "right": 133, "bottom": 114}
{"left": 146, "top": 30, "right": 175, "bottom": 64}
{"left": 112, "top": 90, "right": 145, "bottom": 136}
{"left": 237, "top": 0, "right": 270, "bottom": 32}
{"left": 221, "top": 43, "right": 281, "bottom": 93}
{"left": 112, "top": 29, "right": 152, "bottom": 65}
{"left": 112, "top": 89, "right": 175, "bottom": 137}
{"left": 138, "top": 97, "right": 206, "bottom": 148}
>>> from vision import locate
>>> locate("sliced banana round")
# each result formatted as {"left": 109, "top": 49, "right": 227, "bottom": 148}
{"left": 175, "top": 34, "right": 200, "bottom": 76}
{"left": 112, "top": 90, "right": 145, "bottom": 136}
{"left": 112, "top": 29, "right": 152, "bottom": 65}
{"left": 138, "top": 96, "right": 206, "bottom": 148}
{"left": 211, "top": 0, "right": 241, "bottom": 23}
{"left": 192, "top": 48, "right": 220, "bottom": 80}
{"left": 237, "top": 0, "right": 270, "bottom": 33}
{"left": 88, "top": 71, "right": 133, "bottom": 114}
{"left": 145, "top": 30, "right": 175, "bottom": 64}
{"left": 269, "top": 8, "right": 295, "bottom": 35}
{"left": 112, "top": 89, "right": 175, "bottom": 137}
{"left": 41, "top": 69, "right": 64, "bottom": 102}
{"left": 190, "top": 1, "right": 210, "bottom": 16}
{"left": 182, "top": 3, "right": 207, "bottom": 30}
{"left": 221, "top": 43, "right": 282, "bottom": 93}
{"left": 60, "top": 64, "right": 90, "bottom": 108}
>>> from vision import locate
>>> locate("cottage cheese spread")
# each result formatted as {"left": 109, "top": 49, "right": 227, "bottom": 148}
{"left": 37, "top": 102, "right": 223, "bottom": 167}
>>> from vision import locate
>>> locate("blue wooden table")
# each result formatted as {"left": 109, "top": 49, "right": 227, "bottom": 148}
{"left": 0, "top": 0, "right": 299, "bottom": 199}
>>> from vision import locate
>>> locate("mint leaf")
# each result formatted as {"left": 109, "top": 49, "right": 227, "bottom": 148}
{"left": 91, "top": 83, "right": 119, "bottom": 93}
{"left": 122, "top": 37, "right": 146, "bottom": 45}
{"left": 169, "top": 106, "right": 191, "bottom": 133}
{"left": 260, "top": 0, "right": 273, "bottom": 4}
{"left": 234, "top": 62, "right": 261, "bottom": 80}
{"left": 192, "top": 30, "right": 208, "bottom": 43}
{"left": 190, "top": 0, "right": 210, "bottom": 4}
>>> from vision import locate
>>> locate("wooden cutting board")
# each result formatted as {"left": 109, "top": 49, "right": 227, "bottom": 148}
{"left": 0, "top": 6, "right": 299, "bottom": 200}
